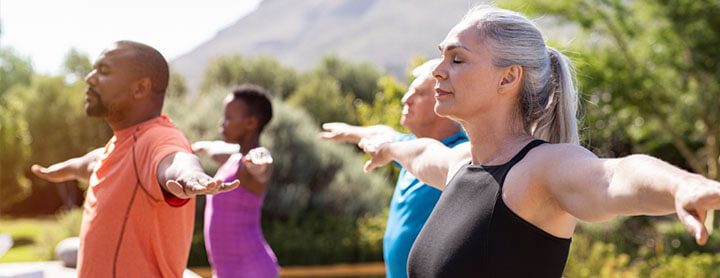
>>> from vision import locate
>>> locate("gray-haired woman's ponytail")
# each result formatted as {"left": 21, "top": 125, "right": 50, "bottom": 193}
{"left": 531, "top": 47, "right": 579, "bottom": 144}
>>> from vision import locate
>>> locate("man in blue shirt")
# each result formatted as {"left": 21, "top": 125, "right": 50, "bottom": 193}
{"left": 320, "top": 59, "right": 467, "bottom": 278}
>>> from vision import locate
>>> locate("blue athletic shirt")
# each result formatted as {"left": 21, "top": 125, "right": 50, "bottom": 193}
{"left": 383, "top": 130, "right": 468, "bottom": 278}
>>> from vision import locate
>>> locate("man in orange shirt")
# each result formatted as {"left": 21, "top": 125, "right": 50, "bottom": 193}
{"left": 30, "top": 40, "right": 238, "bottom": 277}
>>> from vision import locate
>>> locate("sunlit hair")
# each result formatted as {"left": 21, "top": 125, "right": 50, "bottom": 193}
{"left": 461, "top": 6, "right": 579, "bottom": 144}
{"left": 412, "top": 58, "right": 441, "bottom": 78}
{"left": 231, "top": 84, "right": 273, "bottom": 133}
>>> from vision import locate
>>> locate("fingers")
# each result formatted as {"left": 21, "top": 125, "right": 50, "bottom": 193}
{"left": 677, "top": 207, "right": 708, "bottom": 245}
{"left": 31, "top": 164, "right": 48, "bottom": 176}
{"left": 218, "top": 180, "right": 241, "bottom": 193}
{"left": 191, "top": 142, "right": 208, "bottom": 154}
{"left": 319, "top": 122, "right": 356, "bottom": 142}
{"left": 318, "top": 131, "right": 337, "bottom": 140}
{"left": 244, "top": 148, "right": 274, "bottom": 165}
{"left": 363, "top": 160, "right": 377, "bottom": 173}
{"left": 358, "top": 138, "right": 383, "bottom": 153}
{"left": 322, "top": 122, "right": 347, "bottom": 131}
{"left": 165, "top": 180, "right": 188, "bottom": 198}
{"left": 31, "top": 164, "right": 73, "bottom": 183}
{"left": 167, "top": 177, "right": 224, "bottom": 198}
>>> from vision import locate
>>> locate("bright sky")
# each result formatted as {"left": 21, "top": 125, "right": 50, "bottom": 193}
{"left": 0, "top": 0, "right": 262, "bottom": 74}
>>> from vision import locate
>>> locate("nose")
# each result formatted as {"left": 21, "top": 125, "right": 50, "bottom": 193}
{"left": 84, "top": 69, "right": 97, "bottom": 85}
{"left": 401, "top": 91, "right": 411, "bottom": 105}
{"left": 432, "top": 61, "right": 447, "bottom": 81}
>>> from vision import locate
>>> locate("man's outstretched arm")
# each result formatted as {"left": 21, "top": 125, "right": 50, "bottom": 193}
{"left": 157, "top": 152, "right": 240, "bottom": 199}
{"left": 31, "top": 148, "right": 104, "bottom": 182}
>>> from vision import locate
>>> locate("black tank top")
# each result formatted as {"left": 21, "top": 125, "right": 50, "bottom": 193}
{"left": 407, "top": 140, "right": 571, "bottom": 277}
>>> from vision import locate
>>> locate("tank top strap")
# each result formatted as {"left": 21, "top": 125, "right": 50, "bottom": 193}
{"left": 504, "top": 139, "right": 546, "bottom": 168}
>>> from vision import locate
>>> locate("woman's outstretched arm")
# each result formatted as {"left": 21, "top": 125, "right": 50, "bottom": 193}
{"left": 539, "top": 144, "right": 720, "bottom": 245}
{"left": 360, "top": 138, "right": 470, "bottom": 189}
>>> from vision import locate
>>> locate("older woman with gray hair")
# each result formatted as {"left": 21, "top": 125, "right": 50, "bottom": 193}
{"left": 360, "top": 6, "right": 720, "bottom": 277}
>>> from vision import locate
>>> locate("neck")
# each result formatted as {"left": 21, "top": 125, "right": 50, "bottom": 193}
{"left": 107, "top": 110, "right": 161, "bottom": 132}
{"left": 410, "top": 119, "right": 462, "bottom": 141}
{"left": 238, "top": 134, "right": 261, "bottom": 154}
{"left": 459, "top": 109, "right": 532, "bottom": 165}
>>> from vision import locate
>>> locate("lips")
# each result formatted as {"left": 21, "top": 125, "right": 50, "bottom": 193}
{"left": 435, "top": 88, "right": 453, "bottom": 97}
{"left": 85, "top": 88, "right": 98, "bottom": 100}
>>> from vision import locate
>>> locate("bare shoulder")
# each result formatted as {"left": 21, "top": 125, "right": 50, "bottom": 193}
{"left": 530, "top": 143, "right": 597, "bottom": 162}
{"left": 518, "top": 143, "right": 600, "bottom": 180}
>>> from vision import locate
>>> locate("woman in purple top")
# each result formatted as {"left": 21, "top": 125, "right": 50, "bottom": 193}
{"left": 194, "top": 85, "right": 279, "bottom": 278}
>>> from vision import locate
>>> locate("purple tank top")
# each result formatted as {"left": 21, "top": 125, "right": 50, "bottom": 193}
{"left": 204, "top": 153, "right": 279, "bottom": 278}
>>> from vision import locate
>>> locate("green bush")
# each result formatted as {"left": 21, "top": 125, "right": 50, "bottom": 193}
{"left": 201, "top": 55, "right": 298, "bottom": 99}
{"left": 262, "top": 210, "right": 387, "bottom": 266}
{"left": 565, "top": 217, "right": 720, "bottom": 277}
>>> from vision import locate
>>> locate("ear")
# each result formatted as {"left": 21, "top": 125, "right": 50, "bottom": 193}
{"left": 498, "top": 65, "right": 523, "bottom": 94}
{"left": 132, "top": 78, "right": 153, "bottom": 99}
{"left": 246, "top": 116, "right": 259, "bottom": 132}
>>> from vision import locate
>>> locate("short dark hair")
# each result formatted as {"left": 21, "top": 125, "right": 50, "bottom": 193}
{"left": 115, "top": 40, "right": 169, "bottom": 95}
{"left": 231, "top": 84, "right": 273, "bottom": 133}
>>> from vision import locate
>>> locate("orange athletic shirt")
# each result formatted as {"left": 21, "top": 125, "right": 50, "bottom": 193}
{"left": 76, "top": 115, "right": 195, "bottom": 278}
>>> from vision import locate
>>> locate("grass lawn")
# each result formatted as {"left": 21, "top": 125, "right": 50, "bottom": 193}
{"left": 0, "top": 209, "right": 82, "bottom": 262}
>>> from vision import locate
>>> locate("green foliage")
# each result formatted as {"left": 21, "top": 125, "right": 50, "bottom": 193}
{"left": 167, "top": 70, "right": 188, "bottom": 99}
{"left": 0, "top": 75, "right": 111, "bottom": 213}
{"left": 287, "top": 73, "right": 357, "bottom": 125}
{"left": 262, "top": 210, "right": 387, "bottom": 265}
{"left": 356, "top": 75, "right": 407, "bottom": 132}
{"left": 262, "top": 100, "right": 391, "bottom": 216}
{"left": 62, "top": 48, "right": 92, "bottom": 83}
{"left": 0, "top": 208, "right": 82, "bottom": 262}
{"left": 314, "top": 55, "right": 382, "bottom": 103}
{"left": 10, "top": 76, "right": 111, "bottom": 165}
{"left": 201, "top": 55, "right": 298, "bottom": 99}
{"left": 0, "top": 100, "right": 31, "bottom": 209}
{"left": 565, "top": 218, "right": 720, "bottom": 276}
{"left": 0, "top": 48, "right": 33, "bottom": 99}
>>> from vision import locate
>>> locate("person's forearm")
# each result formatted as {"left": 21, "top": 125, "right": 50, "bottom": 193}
{"left": 607, "top": 154, "right": 691, "bottom": 216}
{"left": 363, "top": 125, "right": 400, "bottom": 139}
{"left": 75, "top": 148, "right": 104, "bottom": 181}
{"left": 385, "top": 138, "right": 450, "bottom": 188}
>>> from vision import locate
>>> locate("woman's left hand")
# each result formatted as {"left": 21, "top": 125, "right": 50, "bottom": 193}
{"left": 243, "top": 147, "right": 273, "bottom": 182}
{"left": 675, "top": 178, "right": 720, "bottom": 245}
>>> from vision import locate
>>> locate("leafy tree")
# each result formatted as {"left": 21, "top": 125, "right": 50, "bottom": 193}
{"left": 287, "top": 73, "right": 357, "bottom": 125}
{"left": 62, "top": 48, "right": 92, "bottom": 83}
{"left": 167, "top": 70, "right": 188, "bottom": 99}
{"left": 0, "top": 48, "right": 33, "bottom": 99}
{"left": 0, "top": 98, "right": 31, "bottom": 210}
{"left": 263, "top": 100, "right": 391, "bottom": 217}
{"left": 314, "top": 55, "right": 382, "bottom": 103}
{"left": 504, "top": 0, "right": 720, "bottom": 178}
{"left": 355, "top": 75, "right": 407, "bottom": 132}
{"left": 1, "top": 76, "right": 111, "bottom": 214}
{"left": 201, "top": 55, "right": 298, "bottom": 99}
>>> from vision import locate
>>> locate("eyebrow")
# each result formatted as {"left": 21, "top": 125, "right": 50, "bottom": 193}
{"left": 438, "top": 43, "right": 470, "bottom": 53}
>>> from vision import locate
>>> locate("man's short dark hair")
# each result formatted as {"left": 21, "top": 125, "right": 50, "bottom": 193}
{"left": 115, "top": 40, "right": 169, "bottom": 95}
{"left": 231, "top": 84, "right": 273, "bottom": 133}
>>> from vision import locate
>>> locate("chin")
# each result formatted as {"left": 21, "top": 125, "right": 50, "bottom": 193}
{"left": 84, "top": 107, "right": 105, "bottom": 117}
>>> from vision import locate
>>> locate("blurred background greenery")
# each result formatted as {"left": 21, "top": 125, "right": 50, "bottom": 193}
{"left": 2, "top": 0, "right": 720, "bottom": 276}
